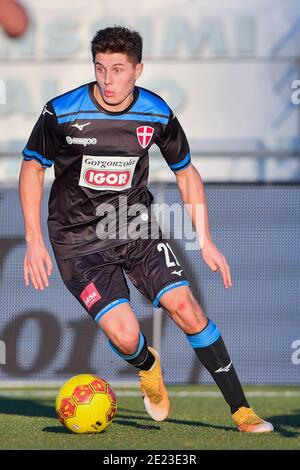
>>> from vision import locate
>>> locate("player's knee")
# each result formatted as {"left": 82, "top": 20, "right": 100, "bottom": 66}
{"left": 176, "top": 298, "right": 191, "bottom": 316}
{"left": 170, "top": 294, "right": 207, "bottom": 332}
{"left": 173, "top": 292, "right": 195, "bottom": 316}
{"left": 112, "top": 329, "right": 140, "bottom": 356}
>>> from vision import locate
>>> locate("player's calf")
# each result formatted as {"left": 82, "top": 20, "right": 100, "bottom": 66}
{"left": 161, "top": 288, "right": 249, "bottom": 414}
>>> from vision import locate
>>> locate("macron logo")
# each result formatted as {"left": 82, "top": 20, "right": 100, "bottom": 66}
{"left": 214, "top": 361, "right": 232, "bottom": 373}
{"left": 71, "top": 122, "right": 91, "bottom": 131}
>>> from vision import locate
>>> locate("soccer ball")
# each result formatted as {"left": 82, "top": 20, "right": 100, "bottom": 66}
{"left": 55, "top": 374, "right": 117, "bottom": 434}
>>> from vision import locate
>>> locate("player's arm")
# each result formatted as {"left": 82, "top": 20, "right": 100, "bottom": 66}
{"left": 175, "top": 164, "right": 232, "bottom": 289}
{"left": 19, "top": 102, "right": 59, "bottom": 290}
{"left": 19, "top": 159, "right": 52, "bottom": 290}
{"left": 157, "top": 113, "right": 232, "bottom": 289}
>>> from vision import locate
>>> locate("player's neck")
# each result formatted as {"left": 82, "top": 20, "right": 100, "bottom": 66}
{"left": 94, "top": 84, "right": 134, "bottom": 113}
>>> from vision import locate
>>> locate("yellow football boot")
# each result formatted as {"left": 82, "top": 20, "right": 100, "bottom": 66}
{"left": 139, "top": 347, "right": 170, "bottom": 421}
{"left": 232, "top": 406, "right": 274, "bottom": 433}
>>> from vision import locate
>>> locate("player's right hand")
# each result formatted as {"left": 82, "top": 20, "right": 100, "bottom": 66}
{"left": 24, "top": 240, "right": 53, "bottom": 290}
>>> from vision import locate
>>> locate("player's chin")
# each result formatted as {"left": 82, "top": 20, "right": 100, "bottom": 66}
{"left": 104, "top": 97, "right": 126, "bottom": 107}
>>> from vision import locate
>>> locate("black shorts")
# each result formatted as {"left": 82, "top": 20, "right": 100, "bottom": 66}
{"left": 56, "top": 238, "right": 190, "bottom": 322}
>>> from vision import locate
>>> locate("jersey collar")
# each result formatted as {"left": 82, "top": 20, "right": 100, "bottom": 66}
{"left": 88, "top": 82, "right": 139, "bottom": 116}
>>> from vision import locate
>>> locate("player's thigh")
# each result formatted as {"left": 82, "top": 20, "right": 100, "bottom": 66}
{"left": 56, "top": 252, "right": 130, "bottom": 322}
{"left": 125, "top": 238, "right": 190, "bottom": 307}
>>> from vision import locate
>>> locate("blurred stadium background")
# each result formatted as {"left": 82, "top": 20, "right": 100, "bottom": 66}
{"left": 0, "top": 0, "right": 299, "bottom": 387}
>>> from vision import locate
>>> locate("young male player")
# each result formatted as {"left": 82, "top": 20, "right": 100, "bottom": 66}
{"left": 19, "top": 26, "right": 273, "bottom": 432}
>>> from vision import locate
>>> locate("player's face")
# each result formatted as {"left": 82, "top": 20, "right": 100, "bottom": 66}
{"left": 94, "top": 52, "right": 143, "bottom": 111}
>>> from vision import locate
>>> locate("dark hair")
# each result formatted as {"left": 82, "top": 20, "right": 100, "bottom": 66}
{"left": 91, "top": 26, "right": 143, "bottom": 63}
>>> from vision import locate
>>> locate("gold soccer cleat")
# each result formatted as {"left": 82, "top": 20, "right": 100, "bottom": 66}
{"left": 232, "top": 406, "right": 274, "bottom": 433}
{"left": 139, "top": 347, "right": 170, "bottom": 422}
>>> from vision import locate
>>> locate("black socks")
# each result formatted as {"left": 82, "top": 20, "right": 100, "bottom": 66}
{"left": 193, "top": 335, "right": 250, "bottom": 413}
{"left": 187, "top": 319, "right": 250, "bottom": 414}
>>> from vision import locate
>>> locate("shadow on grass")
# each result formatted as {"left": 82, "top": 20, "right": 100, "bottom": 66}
{"left": 43, "top": 426, "right": 70, "bottom": 434}
{"left": 0, "top": 398, "right": 234, "bottom": 433}
{"left": 2, "top": 398, "right": 298, "bottom": 437}
{"left": 0, "top": 397, "right": 159, "bottom": 433}
{"left": 0, "top": 397, "right": 230, "bottom": 433}
{"left": 0, "top": 397, "right": 55, "bottom": 418}
{"left": 114, "top": 419, "right": 159, "bottom": 430}
{"left": 43, "top": 420, "right": 160, "bottom": 434}
{"left": 265, "top": 410, "right": 300, "bottom": 438}
{"left": 117, "top": 407, "right": 300, "bottom": 435}
{"left": 117, "top": 407, "right": 232, "bottom": 431}
{"left": 117, "top": 412, "right": 232, "bottom": 432}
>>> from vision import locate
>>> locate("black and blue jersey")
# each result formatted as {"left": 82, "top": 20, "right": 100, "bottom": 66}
{"left": 22, "top": 82, "right": 191, "bottom": 259}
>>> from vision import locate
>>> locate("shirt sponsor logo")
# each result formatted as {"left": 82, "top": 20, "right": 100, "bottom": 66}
{"left": 80, "top": 282, "right": 101, "bottom": 310}
{"left": 66, "top": 136, "right": 97, "bottom": 146}
{"left": 79, "top": 155, "right": 139, "bottom": 191}
{"left": 85, "top": 169, "right": 130, "bottom": 188}
{"left": 136, "top": 126, "right": 154, "bottom": 148}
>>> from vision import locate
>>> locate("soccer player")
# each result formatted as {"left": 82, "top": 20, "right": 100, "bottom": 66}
{"left": 19, "top": 26, "right": 273, "bottom": 432}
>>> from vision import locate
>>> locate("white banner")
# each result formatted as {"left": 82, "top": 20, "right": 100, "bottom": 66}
{"left": 0, "top": 0, "right": 299, "bottom": 181}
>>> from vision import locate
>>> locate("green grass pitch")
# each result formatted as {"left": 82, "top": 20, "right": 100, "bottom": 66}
{"left": 0, "top": 385, "right": 299, "bottom": 450}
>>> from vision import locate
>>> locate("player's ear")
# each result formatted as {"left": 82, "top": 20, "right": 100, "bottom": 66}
{"left": 135, "top": 62, "right": 143, "bottom": 80}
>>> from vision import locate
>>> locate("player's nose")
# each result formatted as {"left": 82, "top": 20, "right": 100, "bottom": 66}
{"left": 104, "top": 72, "right": 113, "bottom": 85}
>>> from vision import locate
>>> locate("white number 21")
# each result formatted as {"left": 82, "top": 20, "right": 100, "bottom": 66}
{"left": 157, "top": 242, "right": 180, "bottom": 267}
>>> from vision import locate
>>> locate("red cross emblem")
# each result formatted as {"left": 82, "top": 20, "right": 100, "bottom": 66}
{"left": 136, "top": 126, "right": 154, "bottom": 149}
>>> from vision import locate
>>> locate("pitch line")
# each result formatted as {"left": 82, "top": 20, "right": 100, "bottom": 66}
{"left": 0, "top": 390, "right": 299, "bottom": 398}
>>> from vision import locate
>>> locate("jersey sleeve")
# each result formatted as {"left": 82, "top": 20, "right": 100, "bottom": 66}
{"left": 22, "top": 102, "right": 60, "bottom": 168}
{"left": 156, "top": 113, "right": 191, "bottom": 173}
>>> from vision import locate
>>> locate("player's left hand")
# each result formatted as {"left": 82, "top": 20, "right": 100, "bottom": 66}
{"left": 201, "top": 239, "right": 232, "bottom": 288}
